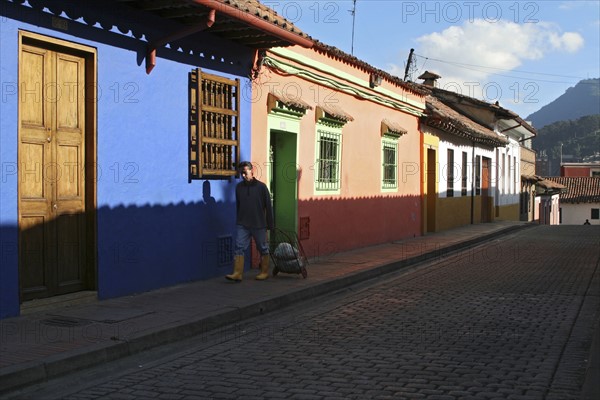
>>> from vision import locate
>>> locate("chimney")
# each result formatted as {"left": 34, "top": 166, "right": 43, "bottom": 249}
{"left": 418, "top": 71, "right": 441, "bottom": 87}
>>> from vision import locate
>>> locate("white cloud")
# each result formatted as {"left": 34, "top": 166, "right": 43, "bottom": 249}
{"left": 386, "top": 20, "right": 585, "bottom": 109}
{"left": 558, "top": 32, "right": 585, "bottom": 51}
{"left": 386, "top": 63, "right": 405, "bottom": 78}
{"left": 391, "top": 20, "right": 583, "bottom": 82}
{"left": 419, "top": 19, "right": 581, "bottom": 61}
{"left": 559, "top": 2, "right": 577, "bottom": 10}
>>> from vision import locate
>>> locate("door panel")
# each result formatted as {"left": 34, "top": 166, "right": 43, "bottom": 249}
{"left": 56, "top": 144, "right": 81, "bottom": 198}
{"left": 19, "top": 42, "right": 87, "bottom": 301}
{"left": 56, "top": 54, "right": 84, "bottom": 131}
{"left": 20, "top": 143, "right": 46, "bottom": 198}
{"left": 20, "top": 48, "right": 48, "bottom": 126}
{"left": 56, "top": 214, "right": 84, "bottom": 290}
{"left": 19, "top": 216, "right": 49, "bottom": 295}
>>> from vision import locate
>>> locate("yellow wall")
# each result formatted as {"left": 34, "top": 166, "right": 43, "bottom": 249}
{"left": 495, "top": 204, "right": 520, "bottom": 220}
{"left": 436, "top": 196, "right": 472, "bottom": 231}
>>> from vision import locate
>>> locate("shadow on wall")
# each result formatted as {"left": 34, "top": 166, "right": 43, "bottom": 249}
{"left": 96, "top": 197, "right": 236, "bottom": 299}
{"left": 298, "top": 195, "right": 423, "bottom": 261}
{"left": 1, "top": 182, "right": 236, "bottom": 319}
{"left": 0, "top": 225, "right": 19, "bottom": 319}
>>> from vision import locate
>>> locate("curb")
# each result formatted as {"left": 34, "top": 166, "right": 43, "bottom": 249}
{"left": 0, "top": 223, "right": 532, "bottom": 394}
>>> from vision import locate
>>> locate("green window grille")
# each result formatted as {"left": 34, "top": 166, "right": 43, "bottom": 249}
{"left": 316, "top": 129, "right": 341, "bottom": 191}
{"left": 382, "top": 139, "right": 398, "bottom": 189}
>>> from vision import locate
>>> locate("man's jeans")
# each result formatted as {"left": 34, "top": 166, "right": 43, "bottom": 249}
{"left": 235, "top": 225, "right": 269, "bottom": 256}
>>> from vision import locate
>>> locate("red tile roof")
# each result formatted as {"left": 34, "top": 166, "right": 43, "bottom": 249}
{"left": 543, "top": 177, "right": 600, "bottom": 203}
{"left": 421, "top": 85, "right": 537, "bottom": 137}
{"left": 423, "top": 95, "right": 509, "bottom": 147}
{"left": 118, "top": 0, "right": 313, "bottom": 48}
{"left": 312, "top": 41, "right": 428, "bottom": 97}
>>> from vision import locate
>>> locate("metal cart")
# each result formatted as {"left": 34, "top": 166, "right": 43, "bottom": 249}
{"left": 269, "top": 228, "right": 308, "bottom": 278}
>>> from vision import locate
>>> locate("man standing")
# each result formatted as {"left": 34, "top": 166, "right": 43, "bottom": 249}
{"left": 226, "top": 161, "right": 274, "bottom": 282}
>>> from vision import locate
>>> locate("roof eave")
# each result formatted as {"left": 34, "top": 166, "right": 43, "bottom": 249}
{"left": 192, "top": 0, "right": 313, "bottom": 48}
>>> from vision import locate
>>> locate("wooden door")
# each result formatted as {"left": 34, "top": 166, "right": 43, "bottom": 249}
{"left": 19, "top": 43, "right": 88, "bottom": 301}
{"left": 270, "top": 130, "right": 298, "bottom": 235}
{"left": 426, "top": 149, "right": 436, "bottom": 232}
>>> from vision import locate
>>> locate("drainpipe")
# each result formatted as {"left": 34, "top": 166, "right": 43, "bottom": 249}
{"left": 192, "top": 0, "right": 313, "bottom": 48}
{"left": 146, "top": 9, "right": 216, "bottom": 73}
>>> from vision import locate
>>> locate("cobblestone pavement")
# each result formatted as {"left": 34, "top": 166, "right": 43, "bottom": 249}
{"left": 13, "top": 226, "right": 600, "bottom": 400}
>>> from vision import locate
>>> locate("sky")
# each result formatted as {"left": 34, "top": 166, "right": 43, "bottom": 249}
{"left": 264, "top": 0, "right": 600, "bottom": 120}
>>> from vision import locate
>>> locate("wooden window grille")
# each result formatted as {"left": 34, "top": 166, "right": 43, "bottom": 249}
{"left": 189, "top": 68, "right": 240, "bottom": 179}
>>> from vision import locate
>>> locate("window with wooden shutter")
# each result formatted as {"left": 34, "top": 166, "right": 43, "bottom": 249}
{"left": 189, "top": 68, "right": 240, "bottom": 180}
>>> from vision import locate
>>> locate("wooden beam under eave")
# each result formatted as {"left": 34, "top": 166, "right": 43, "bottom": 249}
{"left": 146, "top": 8, "right": 216, "bottom": 74}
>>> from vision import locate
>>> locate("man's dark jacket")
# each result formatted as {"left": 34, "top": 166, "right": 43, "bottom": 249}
{"left": 236, "top": 178, "right": 274, "bottom": 229}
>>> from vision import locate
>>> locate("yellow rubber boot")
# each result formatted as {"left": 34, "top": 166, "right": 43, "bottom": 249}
{"left": 255, "top": 254, "right": 270, "bottom": 280}
{"left": 225, "top": 255, "right": 244, "bottom": 282}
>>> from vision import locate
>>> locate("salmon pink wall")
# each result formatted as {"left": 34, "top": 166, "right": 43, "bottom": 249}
{"left": 251, "top": 46, "right": 425, "bottom": 258}
{"left": 299, "top": 196, "right": 421, "bottom": 259}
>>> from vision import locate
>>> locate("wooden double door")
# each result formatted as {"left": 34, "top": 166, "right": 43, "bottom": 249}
{"left": 18, "top": 35, "right": 95, "bottom": 302}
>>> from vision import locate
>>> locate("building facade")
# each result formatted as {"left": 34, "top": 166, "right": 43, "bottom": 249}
{"left": 0, "top": 0, "right": 311, "bottom": 319}
{"left": 545, "top": 177, "right": 600, "bottom": 225}
{"left": 520, "top": 147, "right": 537, "bottom": 222}
{"left": 420, "top": 96, "right": 503, "bottom": 232}
{"left": 417, "top": 75, "right": 536, "bottom": 232}
{"left": 250, "top": 44, "right": 426, "bottom": 259}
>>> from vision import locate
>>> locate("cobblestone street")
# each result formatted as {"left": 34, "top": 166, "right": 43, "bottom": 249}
{"left": 11, "top": 226, "right": 600, "bottom": 399}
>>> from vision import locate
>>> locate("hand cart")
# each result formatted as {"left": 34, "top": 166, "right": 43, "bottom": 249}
{"left": 269, "top": 228, "right": 308, "bottom": 278}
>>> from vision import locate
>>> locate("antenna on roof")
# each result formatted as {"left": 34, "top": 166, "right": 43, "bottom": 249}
{"left": 350, "top": 0, "right": 357, "bottom": 55}
{"left": 404, "top": 48, "right": 415, "bottom": 81}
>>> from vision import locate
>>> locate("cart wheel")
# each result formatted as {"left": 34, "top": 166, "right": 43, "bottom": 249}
{"left": 300, "top": 267, "right": 307, "bottom": 279}
{"left": 273, "top": 267, "right": 279, "bottom": 276}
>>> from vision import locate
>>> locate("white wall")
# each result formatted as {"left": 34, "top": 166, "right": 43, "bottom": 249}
{"left": 495, "top": 137, "right": 521, "bottom": 207}
{"left": 436, "top": 136, "right": 495, "bottom": 199}
{"left": 560, "top": 203, "right": 600, "bottom": 225}
{"left": 537, "top": 195, "right": 561, "bottom": 225}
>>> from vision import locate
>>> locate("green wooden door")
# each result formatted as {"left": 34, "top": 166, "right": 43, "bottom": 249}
{"left": 270, "top": 130, "right": 298, "bottom": 235}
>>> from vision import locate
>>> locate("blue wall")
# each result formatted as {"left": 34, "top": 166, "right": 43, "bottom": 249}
{"left": 0, "top": 5, "right": 255, "bottom": 318}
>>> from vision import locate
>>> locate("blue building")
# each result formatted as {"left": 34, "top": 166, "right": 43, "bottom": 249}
{"left": 0, "top": 0, "right": 312, "bottom": 319}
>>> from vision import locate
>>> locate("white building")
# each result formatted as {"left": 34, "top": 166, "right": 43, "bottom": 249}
{"left": 545, "top": 177, "right": 600, "bottom": 225}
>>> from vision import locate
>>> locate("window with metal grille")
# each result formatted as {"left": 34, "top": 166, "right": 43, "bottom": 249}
{"left": 316, "top": 128, "right": 341, "bottom": 191}
{"left": 382, "top": 138, "right": 398, "bottom": 189}
{"left": 189, "top": 68, "right": 240, "bottom": 180}
{"left": 218, "top": 235, "right": 233, "bottom": 266}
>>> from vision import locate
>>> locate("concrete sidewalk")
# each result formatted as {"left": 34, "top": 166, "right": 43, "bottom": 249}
{"left": 0, "top": 221, "right": 532, "bottom": 394}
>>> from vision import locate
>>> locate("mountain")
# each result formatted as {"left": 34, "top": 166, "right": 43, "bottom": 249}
{"left": 533, "top": 114, "right": 600, "bottom": 175}
{"left": 534, "top": 114, "right": 600, "bottom": 159}
{"left": 526, "top": 78, "right": 600, "bottom": 129}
